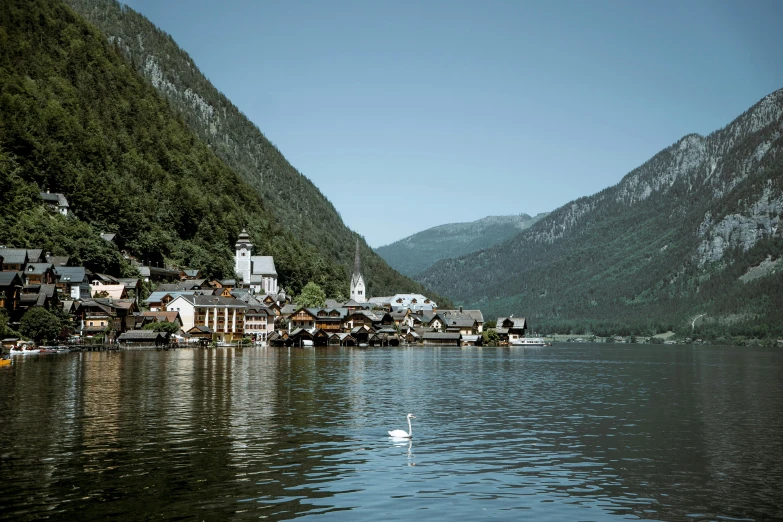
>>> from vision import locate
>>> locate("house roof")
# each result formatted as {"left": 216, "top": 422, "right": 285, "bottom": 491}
{"left": 115, "top": 278, "right": 138, "bottom": 290}
{"left": 100, "top": 233, "right": 116, "bottom": 242}
{"left": 250, "top": 256, "right": 277, "bottom": 276}
{"left": 0, "top": 271, "right": 23, "bottom": 286}
{"left": 26, "top": 249, "right": 43, "bottom": 263}
{"left": 117, "top": 330, "right": 167, "bottom": 341}
{"left": 93, "top": 273, "right": 120, "bottom": 283}
{"left": 187, "top": 325, "right": 213, "bottom": 334}
{"left": 422, "top": 332, "right": 462, "bottom": 340}
{"left": 40, "top": 192, "right": 69, "bottom": 208}
{"left": 0, "top": 248, "right": 27, "bottom": 265}
{"left": 90, "top": 284, "right": 126, "bottom": 299}
{"left": 280, "top": 304, "right": 298, "bottom": 315}
{"left": 54, "top": 266, "right": 86, "bottom": 283}
{"left": 144, "top": 291, "right": 196, "bottom": 304}
{"left": 498, "top": 317, "right": 527, "bottom": 329}
{"left": 330, "top": 333, "right": 356, "bottom": 341}
{"left": 179, "top": 295, "right": 247, "bottom": 308}
{"left": 25, "top": 263, "right": 53, "bottom": 275}
{"left": 46, "top": 255, "right": 69, "bottom": 267}
{"left": 246, "top": 307, "right": 272, "bottom": 316}
{"left": 440, "top": 309, "right": 484, "bottom": 323}
{"left": 140, "top": 311, "right": 182, "bottom": 324}
{"left": 443, "top": 316, "right": 477, "bottom": 328}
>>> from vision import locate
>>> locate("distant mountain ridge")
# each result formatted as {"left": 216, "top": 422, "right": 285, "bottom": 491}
{"left": 64, "top": 0, "right": 447, "bottom": 302}
{"left": 376, "top": 213, "right": 547, "bottom": 277}
{"left": 417, "top": 88, "right": 783, "bottom": 337}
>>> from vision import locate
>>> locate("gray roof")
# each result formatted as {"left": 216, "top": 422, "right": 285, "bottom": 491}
{"left": 177, "top": 295, "right": 247, "bottom": 308}
{"left": 440, "top": 309, "right": 484, "bottom": 323}
{"left": 25, "top": 263, "right": 53, "bottom": 275}
{"left": 146, "top": 291, "right": 199, "bottom": 304}
{"left": 100, "top": 233, "right": 116, "bottom": 242}
{"left": 26, "top": 249, "right": 43, "bottom": 262}
{"left": 497, "top": 317, "right": 527, "bottom": 329}
{"left": 0, "top": 248, "right": 27, "bottom": 265}
{"left": 117, "top": 330, "right": 167, "bottom": 341}
{"left": 116, "top": 278, "right": 140, "bottom": 289}
{"left": 280, "top": 304, "right": 298, "bottom": 315}
{"left": 188, "top": 325, "right": 213, "bottom": 334}
{"left": 422, "top": 332, "right": 462, "bottom": 340}
{"left": 250, "top": 256, "right": 277, "bottom": 276}
{"left": 46, "top": 255, "right": 69, "bottom": 267}
{"left": 40, "top": 192, "right": 69, "bottom": 207}
{"left": 0, "top": 271, "right": 23, "bottom": 286}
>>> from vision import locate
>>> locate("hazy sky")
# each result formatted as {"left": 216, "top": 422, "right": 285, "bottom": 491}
{"left": 120, "top": 0, "right": 783, "bottom": 247}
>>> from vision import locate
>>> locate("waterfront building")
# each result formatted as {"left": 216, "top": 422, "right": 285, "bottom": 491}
{"left": 166, "top": 294, "right": 248, "bottom": 343}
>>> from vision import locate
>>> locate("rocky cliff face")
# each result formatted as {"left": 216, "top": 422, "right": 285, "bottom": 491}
{"left": 417, "top": 88, "right": 783, "bottom": 329}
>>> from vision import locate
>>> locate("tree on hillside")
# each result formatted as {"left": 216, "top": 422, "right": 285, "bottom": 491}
{"left": 295, "top": 282, "right": 326, "bottom": 308}
{"left": 20, "top": 307, "right": 62, "bottom": 344}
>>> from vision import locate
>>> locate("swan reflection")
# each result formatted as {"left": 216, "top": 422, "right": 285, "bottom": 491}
{"left": 392, "top": 438, "right": 415, "bottom": 465}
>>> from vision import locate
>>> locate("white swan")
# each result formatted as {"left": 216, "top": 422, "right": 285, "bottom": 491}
{"left": 388, "top": 413, "right": 415, "bottom": 438}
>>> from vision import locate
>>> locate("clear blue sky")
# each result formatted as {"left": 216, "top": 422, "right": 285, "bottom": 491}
{"left": 121, "top": 0, "right": 783, "bottom": 247}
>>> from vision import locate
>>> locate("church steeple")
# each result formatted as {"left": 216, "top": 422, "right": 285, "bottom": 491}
{"left": 350, "top": 238, "right": 366, "bottom": 303}
{"left": 353, "top": 238, "right": 361, "bottom": 276}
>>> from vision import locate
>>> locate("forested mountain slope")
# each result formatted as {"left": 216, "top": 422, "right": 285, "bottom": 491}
{"left": 63, "top": 0, "right": 443, "bottom": 301}
{"left": 418, "top": 89, "right": 783, "bottom": 338}
{"left": 0, "top": 0, "right": 343, "bottom": 295}
{"left": 376, "top": 213, "right": 547, "bottom": 277}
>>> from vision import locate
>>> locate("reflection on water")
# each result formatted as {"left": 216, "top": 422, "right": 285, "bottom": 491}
{"left": 0, "top": 345, "right": 781, "bottom": 521}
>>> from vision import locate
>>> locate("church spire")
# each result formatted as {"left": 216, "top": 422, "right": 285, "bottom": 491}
{"left": 350, "top": 238, "right": 366, "bottom": 303}
{"left": 353, "top": 238, "right": 361, "bottom": 276}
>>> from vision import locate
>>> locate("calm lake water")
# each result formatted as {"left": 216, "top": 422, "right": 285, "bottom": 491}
{"left": 1, "top": 344, "right": 781, "bottom": 521}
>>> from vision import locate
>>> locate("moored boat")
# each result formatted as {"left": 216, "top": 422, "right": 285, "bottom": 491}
{"left": 511, "top": 337, "right": 547, "bottom": 346}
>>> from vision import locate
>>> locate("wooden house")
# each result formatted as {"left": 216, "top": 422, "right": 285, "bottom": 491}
{"left": 496, "top": 316, "right": 527, "bottom": 345}
{"left": 289, "top": 307, "right": 317, "bottom": 332}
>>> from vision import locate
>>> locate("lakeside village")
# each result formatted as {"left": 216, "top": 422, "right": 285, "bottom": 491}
{"left": 1, "top": 193, "right": 541, "bottom": 354}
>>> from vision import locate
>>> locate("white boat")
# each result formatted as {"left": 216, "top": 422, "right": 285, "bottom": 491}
{"left": 9, "top": 348, "right": 41, "bottom": 355}
{"left": 510, "top": 337, "right": 547, "bottom": 346}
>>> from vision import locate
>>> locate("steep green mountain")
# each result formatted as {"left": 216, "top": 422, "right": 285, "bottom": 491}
{"left": 0, "top": 0, "right": 342, "bottom": 295}
{"left": 418, "top": 89, "right": 783, "bottom": 339}
{"left": 376, "top": 213, "right": 548, "bottom": 277}
{"left": 63, "top": 0, "right": 445, "bottom": 302}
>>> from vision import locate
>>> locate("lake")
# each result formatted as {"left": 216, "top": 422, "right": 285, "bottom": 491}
{"left": 1, "top": 344, "right": 781, "bottom": 521}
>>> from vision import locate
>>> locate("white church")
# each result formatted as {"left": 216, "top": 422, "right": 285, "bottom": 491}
{"left": 350, "top": 238, "right": 366, "bottom": 303}
{"left": 234, "top": 229, "right": 278, "bottom": 295}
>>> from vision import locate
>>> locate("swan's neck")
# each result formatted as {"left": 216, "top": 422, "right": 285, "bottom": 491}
{"left": 407, "top": 417, "right": 412, "bottom": 436}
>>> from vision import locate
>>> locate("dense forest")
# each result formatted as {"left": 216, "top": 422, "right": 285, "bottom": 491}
{"left": 0, "top": 0, "right": 448, "bottom": 303}
{"left": 62, "top": 0, "right": 447, "bottom": 303}
{"left": 419, "top": 91, "right": 783, "bottom": 339}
